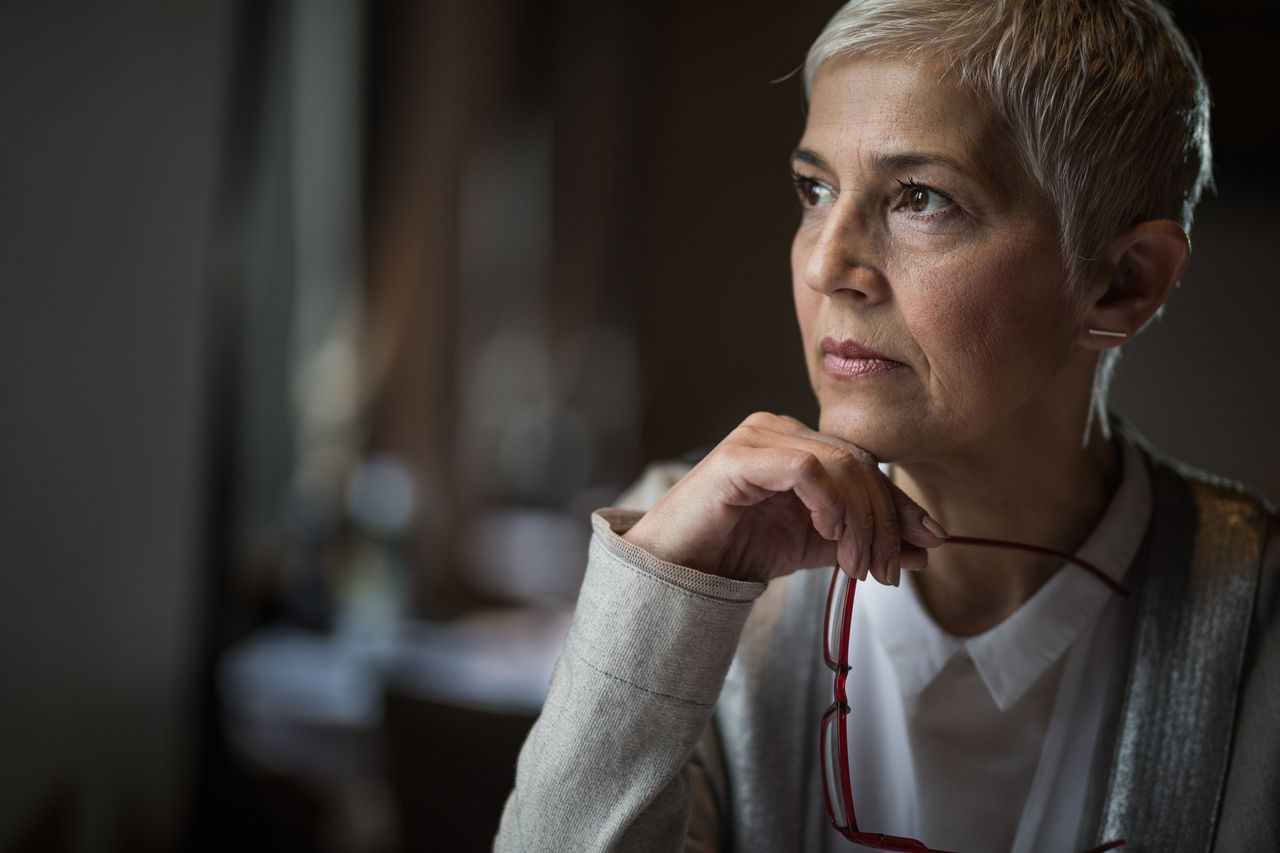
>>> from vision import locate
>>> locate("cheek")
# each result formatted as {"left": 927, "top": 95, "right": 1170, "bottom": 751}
{"left": 914, "top": 294, "right": 996, "bottom": 371}
{"left": 905, "top": 246, "right": 1071, "bottom": 396}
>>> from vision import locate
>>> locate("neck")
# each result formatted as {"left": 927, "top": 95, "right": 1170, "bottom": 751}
{"left": 890, "top": 405, "right": 1122, "bottom": 637}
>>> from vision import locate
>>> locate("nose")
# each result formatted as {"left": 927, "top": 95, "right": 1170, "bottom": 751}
{"left": 801, "top": 199, "right": 891, "bottom": 303}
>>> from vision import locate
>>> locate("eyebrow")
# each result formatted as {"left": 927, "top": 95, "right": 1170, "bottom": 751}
{"left": 791, "top": 147, "right": 833, "bottom": 171}
{"left": 790, "top": 147, "right": 972, "bottom": 178}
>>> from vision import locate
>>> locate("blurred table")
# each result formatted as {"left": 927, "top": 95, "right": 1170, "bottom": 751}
{"left": 218, "top": 606, "right": 572, "bottom": 852}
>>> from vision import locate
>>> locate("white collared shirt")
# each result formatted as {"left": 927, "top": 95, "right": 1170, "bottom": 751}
{"left": 829, "top": 431, "right": 1151, "bottom": 852}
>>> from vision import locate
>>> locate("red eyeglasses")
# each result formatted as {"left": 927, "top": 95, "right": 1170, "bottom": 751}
{"left": 820, "top": 534, "right": 1130, "bottom": 852}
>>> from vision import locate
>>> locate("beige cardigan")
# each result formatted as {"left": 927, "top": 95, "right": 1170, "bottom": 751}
{"left": 495, "top": 414, "right": 1278, "bottom": 851}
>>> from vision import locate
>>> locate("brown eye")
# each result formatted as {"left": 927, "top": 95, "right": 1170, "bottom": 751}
{"left": 792, "top": 173, "right": 835, "bottom": 209}
{"left": 895, "top": 181, "right": 952, "bottom": 216}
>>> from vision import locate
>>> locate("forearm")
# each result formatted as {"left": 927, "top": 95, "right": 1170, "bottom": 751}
{"left": 495, "top": 508, "right": 765, "bottom": 851}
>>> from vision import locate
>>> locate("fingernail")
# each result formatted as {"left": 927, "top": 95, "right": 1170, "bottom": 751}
{"left": 857, "top": 559, "right": 869, "bottom": 582}
{"left": 891, "top": 552, "right": 901, "bottom": 587}
{"left": 922, "top": 514, "right": 949, "bottom": 539}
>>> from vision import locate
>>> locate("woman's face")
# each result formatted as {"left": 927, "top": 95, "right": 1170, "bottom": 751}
{"left": 791, "top": 57, "right": 1088, "bottom": 463}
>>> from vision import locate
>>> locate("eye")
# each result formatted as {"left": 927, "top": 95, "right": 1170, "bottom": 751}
{"left": 792, "top": 172, "right": 835, "bottom": 209}
{"left": 894, "top": 180, "right": 953, "bottom": 215}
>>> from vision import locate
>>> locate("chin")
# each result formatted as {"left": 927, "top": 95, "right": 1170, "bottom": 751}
{"left": 816, "top": 404, "right": 908, "bottom": 462}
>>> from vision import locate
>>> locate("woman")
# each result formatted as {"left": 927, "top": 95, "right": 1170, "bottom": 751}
{"left": 496, "top": 1, "right": 1278, "bottom": 851}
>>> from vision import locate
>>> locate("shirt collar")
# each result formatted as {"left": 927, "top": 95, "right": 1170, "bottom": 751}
{"left": 862, "top": 430, "right": 1151, "bottom": 711}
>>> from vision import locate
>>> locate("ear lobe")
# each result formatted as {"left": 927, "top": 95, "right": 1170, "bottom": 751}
{"left": 1082, "top": 219, "right": 1190, "bottom": 346}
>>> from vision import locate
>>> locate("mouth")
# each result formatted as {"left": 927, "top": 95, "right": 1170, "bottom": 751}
{"left": 818, "top": 336, "right": 904, "bottom": 380}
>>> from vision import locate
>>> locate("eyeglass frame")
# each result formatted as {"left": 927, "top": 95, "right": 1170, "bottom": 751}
{"left": 819, "top": 534, "right": 1131, "bottom": 852}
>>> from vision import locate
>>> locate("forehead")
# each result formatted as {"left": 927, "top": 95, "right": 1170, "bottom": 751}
{"left": 800, "top": 56, "right": 1012, "bottom": 186}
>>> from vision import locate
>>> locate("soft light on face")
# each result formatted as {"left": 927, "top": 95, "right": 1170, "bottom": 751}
{"left": 791, "top": 56, "right": 1086, "bottom": 463}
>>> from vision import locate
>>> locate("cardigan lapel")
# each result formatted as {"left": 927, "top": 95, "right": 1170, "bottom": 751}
{"left": 716, "top": 564, "right": 828, "bottom": 853}
{"left": 1083, "top": 416, "right": 1268, "bottom": 852}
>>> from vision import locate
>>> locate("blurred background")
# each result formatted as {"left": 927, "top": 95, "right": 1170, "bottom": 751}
{"left": 0, "top": 1, "right": 1276, "bottom": 851}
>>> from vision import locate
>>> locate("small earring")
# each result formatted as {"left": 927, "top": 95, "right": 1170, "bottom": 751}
{"left": 1088, "top": 329, "right": 1128, "bottom": 339}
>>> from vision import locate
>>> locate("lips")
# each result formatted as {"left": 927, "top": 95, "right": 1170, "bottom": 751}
{"left": 819, "top": 336, "right": 899, "bottom": 363}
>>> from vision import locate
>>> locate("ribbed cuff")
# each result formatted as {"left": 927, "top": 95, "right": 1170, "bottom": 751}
{"left": 591, "top": 508, "right": 766, "bottom": 602}
{"left": 563, "top": 509, "right": 767, "bottom": 705}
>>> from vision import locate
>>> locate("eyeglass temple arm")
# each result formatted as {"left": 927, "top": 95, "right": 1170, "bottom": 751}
{"left": 936, "top": 535, "right": 1131, "bottom": 598}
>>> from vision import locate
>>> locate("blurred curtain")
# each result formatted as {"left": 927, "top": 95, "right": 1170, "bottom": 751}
{"left": 209, "top": 0, "right": 365, "bottom": 640}
{"left": 362, "top": 0, "right": 650, "bottom": 616}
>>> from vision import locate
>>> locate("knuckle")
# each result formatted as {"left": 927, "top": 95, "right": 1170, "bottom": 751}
{"left": 883, "top": 511, "right": 902, "bottom": 539}
{"left": 786, "top": 450, "right": 822, "bottom": 478}
{"left": 881, "top": 501, "right": 902, "bottom": 534}
{"left": 830, "top": 439, "right": 875, "bottom": 465}
{"left": 726, "top": 423, "right": 766, "bottom": 447}
{"left": 741, "top": 411, "right": 778, "bottom": 428}
{"left": 859, "top": 508, "right": 876, "bottom": 534}
{"left": 848, "top": 446, "right": 876, "bottom": 466}
{"left": 712, "top": 443, "right": 748, "bottom": 469}
{"left": 829, "top": 447, "right": 860, "bottom": 472}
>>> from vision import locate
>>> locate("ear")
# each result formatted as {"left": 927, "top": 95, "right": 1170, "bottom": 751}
{"left": 1078, "top": 219, "right": 1190, "bottom": 350}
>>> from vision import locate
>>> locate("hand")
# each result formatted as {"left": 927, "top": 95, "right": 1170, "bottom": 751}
{"left": 620, "top": 412, "right": 948, "bottom": 585}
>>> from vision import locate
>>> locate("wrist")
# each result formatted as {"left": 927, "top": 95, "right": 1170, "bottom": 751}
{"left": 593, "top": 509, "right": 766, "bottom": 596}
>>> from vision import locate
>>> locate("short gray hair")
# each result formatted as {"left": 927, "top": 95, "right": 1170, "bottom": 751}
{"left": 804, "top": 0, "right": 1212, "bottom": 442}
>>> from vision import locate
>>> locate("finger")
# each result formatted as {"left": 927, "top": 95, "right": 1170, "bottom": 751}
{"left": 791, "top": 421, "right": 947, "bottom": 552}
{"left": 900, "top": 544, "right": 928, "bottom": 571}
{"left": 733, "top": 423, "right": 879, "bottom": 581}
{"left": 805, "top": 446, "right": 875, "bottom": 583}
{"left": 736, "top": 414, "right": 945, "bottom": 578}
{"left": 746, "top": 411, "right": 816, "bottom": 435}
{"left": 784, "top": 419, "right": 880, "bottom": 464}
{"left": 842, "top": 474, "right": 877, "bottom": 583}
{"left": 861, "top": 464, "right": 902, "bottom": 586}
{"left": 780, "top": 425, "right": 898, "bottom": 586}
{"left": 716, "top": 445, "right": 849, "bottom": 547}
{"left": 884, "top": 478, "right": 949, "bottom": 547}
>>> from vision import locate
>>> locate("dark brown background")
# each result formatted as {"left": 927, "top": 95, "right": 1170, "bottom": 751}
{"left": 1, "top": 1, "right": 1275, "bottom": 851}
